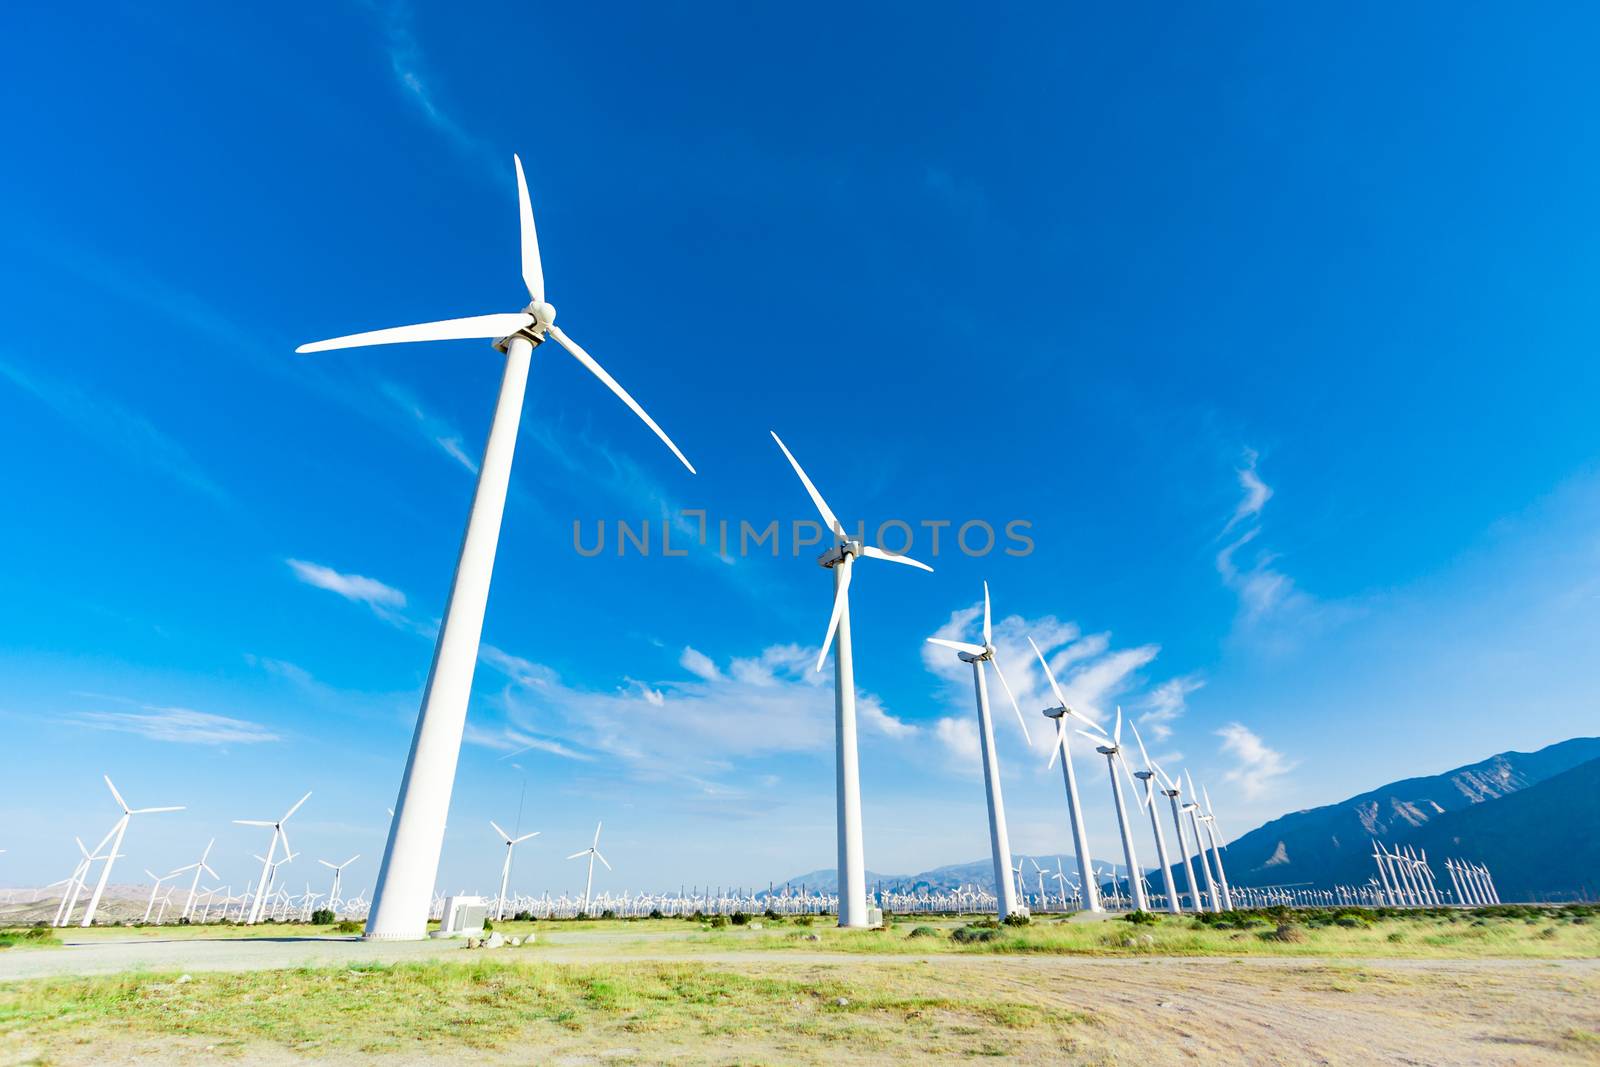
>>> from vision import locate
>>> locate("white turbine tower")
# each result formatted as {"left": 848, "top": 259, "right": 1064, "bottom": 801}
{"left": 1030, "top": 636, "right": 1104, "bottom": 913}
{"left": 170, "top": 839, "right": 218, "bottom": 922}
{"left": 234, "top": 792, "right": 310, "bottom": 925}
{"left": 1128, "top": 723, "right": 1182, "bottom": 914}
{"left": 927, "top": 582, "right": 1033, "bottom": 920}
{"left": 770, "top": 431, "right": 931, "bottom": 928}
{"left": 1078, "top": 709, "right": 1149, "bottom": 912}
{"left": 142, "top": 869, "right": 182, "bottom": 924}
{"left": 298, "top": 155, "right": 694, "bottom": 941}
{"left": 317, "top": 855, "right": 361, "bottom": 913}
{"left": 80, "top": 777, "right": 184, "bottom": 927}
{"left": 490, "top": 821, "right": 540, "bottom": 921}
{"left": 566, "top": 822, "right": 610, "bottom": 915}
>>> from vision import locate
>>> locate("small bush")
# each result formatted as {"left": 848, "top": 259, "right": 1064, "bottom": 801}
{"left": 309, "top": 908, "right": 335, "bottom": 925}
{"left": 648, "top": 908, "right": 663, "bottom": 919}
{"left": 1122, "top": 910, "right": 1158, "bottom": 925}
{"left": 908, "top": 925, "right": 940, "bottom": 939}
{"left": 0, "top": 927, "right": 56, "bottom": 949}
{"left": 730, "top": 911, "right": 750, "bottom": 926}
{"left": 795, "top": 916, "right": 814, "bottom": 927}
{"left": 1387, "top": 931, "right": 1406, "bottom": 943}
{"left": 574, "top": 912, "right": 589, "bottom": 921}
{"left": 1260, "top": 923, "right": 1305, "bottom": 943}
{"left": 1003, "top": 912, "right": 1032, "bottom": 927}
{"left": 708, "top": 915, "right": 729, "bottom": 929}
{"left": 600, "top": 910, "right": 616, "bottom": 920}
{"left": 513, "top": 910, "right": 534, "bottom": 922}
{"left": 764, "top": 908, "right": 781, "bottom": 921}
{"left": 952, "top": 925, "right": 1002, "bottom": 944}
{"left": 333, "top": 920, "right": 362, "bottom": 934}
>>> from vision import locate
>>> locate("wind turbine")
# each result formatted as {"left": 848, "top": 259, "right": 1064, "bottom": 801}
{"left": 1149, "top": 760, "right": 1202, "bottom": 912}
{"left": 1194, "top": 778, "right": 1235, "bottom": 910}
{"left": 1077, "top": 709, "right": 1149, "bottom": 912}
{"left": 927, "top": 582, "right": 1032, "bottom": 920}
{"left": 234, "top": 791, "right": 310, "bottom": 925}
{"left": 298, "top": 155, "right": 694, "bottom": 941}
{"left": 317, "top": 854, "right": 361, "bottom": 913}
{"left": 771, "top": 431, "right": 930, "bottom": 928}
{"left": 171, "top": 839, "right": 218, "bottom": 922}
{"left": 81, "top": 777, "right": 184, "bottom": 927}
{"left": 1029, "top": 636, "right": 1103, "bottom": 912}
{"left": 565, "top": 822, "right": 610, "bottom": 915}
{"left": 142, "top": 868, "right": 182, "bottom": 924}
{"left": 1128, "top": 723, "right": 1182, "bottom": 914}
{"left": 490, "top": 821, "right": 540, "bottom": 920}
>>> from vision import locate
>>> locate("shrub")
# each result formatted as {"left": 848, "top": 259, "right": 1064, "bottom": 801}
{"left": 764, "top": 908, "right": 781, "bottom": 921}
{"left": 795, "top": 915, "right": 814, "bottom": 927}
{"left": 691, "top": 910, "right": 705, "bottom": 922}
{"left": 310, "top": 908, "right": 335, "bottom": 925}
{"left": 730, "top": 911, "right": 750, "bottom": 926}
{"left": 0, "top": 927, "right": 56, "bottom": 949}
{"left": 1121, "top": 910, "right": 1158, "bottom": 925}
{"left": 333, "top": 920, "right": 362, "bottom": 934}
{"left": 1386, "top": 931, "right": 1406, "bottom": 943}
{"left": 1003, "top": 912, "right": 1032, "bottom": 927}
{"left": 1260, "top": 923, "right": 1305, "bottom": 943}
{"left": 648, "top": 908, "right": 663, "bottom": 919}
{"left": 908, "top": 925, "right": 940, "bottom": 939}
{"left": 574, "top": 912, "right": 589, "bottom": 921}
{"left": 481, "top": 919, "right": 493, "bottom": 932}
{"left": 708, "top": 915, "right": 729, "bottom": 929}
{"left": 951, "top": 925, "right": 1002, "bottom": 944}
{"left": 600, "top": 910, "right": 616, "bottom": 920}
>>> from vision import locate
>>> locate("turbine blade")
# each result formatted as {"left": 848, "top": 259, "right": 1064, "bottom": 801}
{"left": 513, "top": 153, "right": 544, "bottom": 302}
{"left": 769, "top": 431, "right": 843, "bottom": 538}
{"left": 133, "top": 806, "right": 184, "bottom": 815}
{"left": 104, "top": 776, "right": 128, "bottom": 813}
{"left": 490, "top": 820, "right": 510, "bottom": 842}
{"left": 987, "top": 654, "right": 1032, "bottom": 746}
{"left": 281, "top": 792, "right": 312, "bottom": 823}
{"left": 816, "top": 557, "right": 852, "bottom": 672}
{"left": 201, "top": 864, "right": 218, "bottom": 878}
{"left": 858, "top": 544, "right": 932, "bottom": 572}
{"left": 982, "top": 581, "right": 992, "bottom": 646}
{"left": 296, "top": 313, "right": 534, "bottom": 354}
{"left": 595, "top": 851, "right": 612, "bottom": 871}
{"left": 1202, "top": 785, "right": 1214, "bottom": 815}
{"left": 234, "top": 820, "right": 275, "bottom": 827}
{"left": 926, "top": 637, "right": 986, "bottom": 657}
{"left": 1113, "top": 706, "right": 1123, "bottom": 747}
{"left": 1028, "top": 636, "right": 1070, "bottom": 711}
{"left": 1131, "top": 721, "right": 1152, "bottom": 771}
{"left": 1046, "top": 720, "right": 1062, "bottom": 770}
{"left": 548, "top": 325, "right": 695, "bottom": 474}
{"left": 565, "top": 850, "right": 588, "bottom": 860}
{"left": 318, "top": 860, "right": 336, "bottom": 869}
{"left": 515, "top": 832, "right": 540, "bottom": 844}
{"left": 344, "top": 855, "right": 360, "bottom": 867}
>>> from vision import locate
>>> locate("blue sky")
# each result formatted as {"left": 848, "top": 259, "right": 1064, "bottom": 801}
{"left": 2, "top": 3, "right": 1598, "bottom": 898}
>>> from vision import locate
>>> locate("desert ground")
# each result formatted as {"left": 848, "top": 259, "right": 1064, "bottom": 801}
{"left": 3, "top": 909, "right": 1598, "bottom": 1065}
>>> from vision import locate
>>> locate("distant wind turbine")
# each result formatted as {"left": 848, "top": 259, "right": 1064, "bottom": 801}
{"left": 490, "top": 821, "right": 539, "bottom": 921}
{"left": 1030, "top": 636, "right": 1104, "bottom": 913}
{"left": 771, "top": 431, "right": 931, "bottom": 928}
{"left": 234, "top": 791, "right": 310, "bottom": 925}
{"left": 566, "top": 822, "right": 610, "bottom": 915}
{"left": 81, "top": 777, "right": 184, "bottom": 927}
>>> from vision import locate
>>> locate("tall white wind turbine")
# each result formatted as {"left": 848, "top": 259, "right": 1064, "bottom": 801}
{"left": 234, "top": 791, "right": 310, "bottom": 925}
{"left": 317, "top": 854, "right": 361, "bottom": 913}
{"left": 565, "top": 822, "right": 610, "bottom": 915}
{"left": 1128, "top": 723, "right": 1182, "bottom": 914}
{"left": 171, "top": 838, "right": 218, "bottom": 922}
{"left": 80, "top": 777, "right": 184, "bottom": 927}
{"left": 1078, "top": 710, "right": 1148, "bottom": 912}
{"left": 298, "top": 156, "right": 694, "bottom": 941}
{"left": 142, "top": 868, "right": 182, "bottom": 924}
{"left": 490, "top": 821, "right": 539, "bottom": 920}
{"left": 1029, "top": 636, "right": 1103, "bottom": 912}
{"left": 771, "top": 431, "right": 931, "bottom": 928}
{"left": 928, "top": 582, "right": 1033, "bottom": 920}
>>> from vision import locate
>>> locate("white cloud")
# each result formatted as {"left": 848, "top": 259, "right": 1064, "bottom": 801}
{"left": 1139, "top": 674, "right": 1204, "bottom": 741}
{"left": 286, "top": 558, "right": 423, "bottom": 633}
{"left": 1222, "top": 447, "right": 1273, "bottom": 536}
{"left": 380, "top": 381, "right": 479, "bottom": 474}
{"left": 1215, "top": 722, "right": 1297, "bottom": 799}
{"left": 471, "top": 639, "right": 914, "bottom": 790}
{"left": 70, "top": 705, "right": 279, "bottom": 745}
{"left": 1215, "top": 450, "right": 1315, "bottom": 626}
{"left": 370, "top": 0, "right": 499, "bottom": 171}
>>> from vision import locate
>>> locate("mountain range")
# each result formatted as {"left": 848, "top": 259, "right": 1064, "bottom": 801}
{"left": 779, "top": 737, "right": 1600, "bottom": 902}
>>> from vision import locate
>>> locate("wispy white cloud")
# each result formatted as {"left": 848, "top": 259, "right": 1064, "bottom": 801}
{"left": 1139, "top": 674, "right": 1204, "bottom": 741}
{"left": 380, "top": 381, "right": 479, "bottom": 474}
{"left": 368, "top": 0, "right": 501, "bottom": 172}
{"left": 1214, "top": 722, "right": 1296, "bottom": 799}
{"left": 1215, "top": 449, "right": 1314, "bottom": 625}
{"left": 286, "top": 557, "right": 407, "bottom": 616}
{"left": 70, "top": 705, "right": 279, "bottom": 745}
{"left": 0, "top": 358, "right": 227, "bottom": 503}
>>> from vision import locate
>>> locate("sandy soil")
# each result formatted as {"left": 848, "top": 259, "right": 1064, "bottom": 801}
{"left": 4, "top": 936, "right": 1598, "bottom": 1065}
